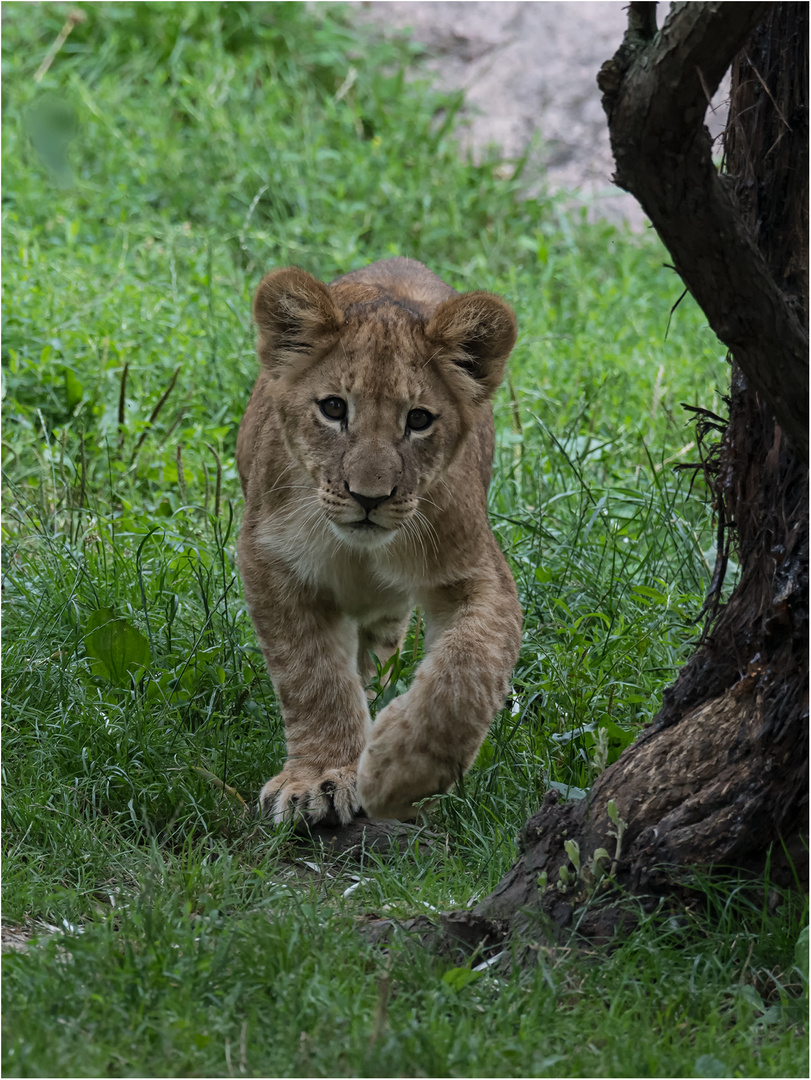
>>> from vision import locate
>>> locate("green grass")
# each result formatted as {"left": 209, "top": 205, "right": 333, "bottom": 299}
{"left": 3, "top": 880, "right": 807, "bottom": 1078}
{"left": 2, "top": 3, "right": 807, "bottom": 1077}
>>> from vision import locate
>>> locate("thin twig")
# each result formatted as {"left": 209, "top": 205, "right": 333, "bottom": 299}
{"left": 744, "top": 51, "right": 791, "bottom": 131}
{"left": 664, "top": 287, "right": 689, "bottom": 341}
{"left": 695, "top": 65, "right": 713, "bottom": 107}
{"left": 130, "top": 366, "right": 181, "bottom": 464}
{"left": 34, "top": 8, "right": 86, "bottom": 83}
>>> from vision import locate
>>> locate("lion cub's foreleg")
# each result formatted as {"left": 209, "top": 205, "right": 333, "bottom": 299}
{"left": 242, "top": 556, "right": 371, "bottom": 826}
{"left": 357, "top": 558, "right": 522, "bottom": 820}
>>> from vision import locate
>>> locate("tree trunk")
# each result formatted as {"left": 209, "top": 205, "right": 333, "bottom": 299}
{"left": 447, "top": 1, "right": 808, "bottom": 946}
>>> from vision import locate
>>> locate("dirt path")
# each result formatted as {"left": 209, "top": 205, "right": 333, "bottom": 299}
{"left": 355, "top": 2, "right": 729, "bottom": 228}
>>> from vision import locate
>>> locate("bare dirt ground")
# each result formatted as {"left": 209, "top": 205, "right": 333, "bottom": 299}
{"left": 354, "top": 1, "right": 729, "bottom": 228}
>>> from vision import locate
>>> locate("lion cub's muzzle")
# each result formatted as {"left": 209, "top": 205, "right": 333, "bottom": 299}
{"left": 321, "top": 477, "right": 415, "bottom": 547}
{"left": 342, "top": 481, "right": 407, "bottom": 537}
{"left": 346, "top": 483, "right": 397, "bottom": 514}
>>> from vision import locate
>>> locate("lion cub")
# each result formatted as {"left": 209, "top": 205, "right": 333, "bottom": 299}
{"left": 236, "top": 257, "right": 522, "bottom": 824}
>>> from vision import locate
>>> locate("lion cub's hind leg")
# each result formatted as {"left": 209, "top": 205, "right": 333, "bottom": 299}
{"left": 357, "top": 611, "right": 412, "bottom": 692}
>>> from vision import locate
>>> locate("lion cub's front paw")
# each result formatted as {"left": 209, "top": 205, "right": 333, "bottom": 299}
{"left": 259, "top": 765, "right": 361, "bottom": 827}
{"left": 357, "top": 725, "right": 453, "bottom": 822}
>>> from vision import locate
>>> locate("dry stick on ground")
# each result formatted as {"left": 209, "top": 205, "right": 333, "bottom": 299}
{"left": 33, "top": 8, "right": 86, "bottom": 84}
{"left": 428, "top": 1, "right": 809, "bottom": 952}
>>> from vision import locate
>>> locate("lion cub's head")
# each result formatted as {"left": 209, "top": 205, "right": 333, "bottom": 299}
{"left": 252, "top": 266, "right": 516, "bottom": 551}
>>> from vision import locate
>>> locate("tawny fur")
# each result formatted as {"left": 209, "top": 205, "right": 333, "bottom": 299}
{"left": 237, "top": 257, "right": 523, "bottom": 824}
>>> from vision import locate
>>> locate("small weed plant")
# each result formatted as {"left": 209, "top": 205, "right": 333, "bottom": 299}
{"left": 2, "top": 3, "right": 807, "bottom": 1077}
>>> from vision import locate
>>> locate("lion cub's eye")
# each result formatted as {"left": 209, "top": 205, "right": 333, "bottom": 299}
{"left": 406, "top": 408, "right": 434, "bottom": 432}
{"left": 319, "top": 397, "right": 347, "bottom": 421}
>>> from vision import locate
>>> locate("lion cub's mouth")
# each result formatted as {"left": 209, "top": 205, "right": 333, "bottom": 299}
{"left": 332, "top": 516, "right": 398, "bottom": 548}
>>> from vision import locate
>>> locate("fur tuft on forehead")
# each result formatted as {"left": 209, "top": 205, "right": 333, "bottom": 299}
{"left": 331, "top": 282, "right": 428, "bottom": 323}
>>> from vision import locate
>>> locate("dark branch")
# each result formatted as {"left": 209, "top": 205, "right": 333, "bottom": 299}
{"left": 628, "top": 2, "right": 657, "bottom": 42}
{"left": 598, "top": 1, "right": 809, "bottom": 458}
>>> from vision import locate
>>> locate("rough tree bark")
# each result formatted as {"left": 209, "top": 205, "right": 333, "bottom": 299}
{"left": 438, "top": 1, "right": 808, "bottom": 948}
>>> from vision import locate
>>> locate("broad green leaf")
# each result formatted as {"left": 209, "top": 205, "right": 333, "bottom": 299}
{"left": 441, "top": 967, "right": 484, "bottom": 991}
{"left": 475, "top": 738, "right": 495, "bottom": 769}
{"left": 548, "top": 781, "right": 587, "bottom": 801}
{"left": 84, "top": 607, "right": 151, "bottom": 686}
{"left": 63, "top": 367, "right": 83, "bottom": 410}
{"left": 564, "top": 839, "right": 580, "bottom": 871}
{"left": 599, "top": 717, "right": 637, "bottom": 753}
{"left": 631, "top": 584, "right": 668, "bottom": 604}
{"left": 739, "top": 984, "right": 765, "bottom": 1011}
{"left": 573, "top": 611, "right": 611, "bottom": 630}
{"left": 694, "top": 1055, "right": 729, "bottom": 1077}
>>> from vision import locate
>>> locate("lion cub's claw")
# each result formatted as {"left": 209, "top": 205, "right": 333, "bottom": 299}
{"left": 260, "top": 766, "right": 361, "bottom": 827}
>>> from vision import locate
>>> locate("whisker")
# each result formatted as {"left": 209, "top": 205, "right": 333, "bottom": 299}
{"left": 421, "top": 345, "right": 445, "bottom": 370}
{"left": 412, "top": 508, "right": 440, "bottom": 557}
{"left": 257, "top": 461, "right": 297, "bottom": 499}
{"left": 259, "top": 484, "right": 320, "bottom": 499}
{"left": 403, "top": 514, "right": 428, "bottom": 572}
{"left": 418, "top": 494, "right": 443, "bottom": 513}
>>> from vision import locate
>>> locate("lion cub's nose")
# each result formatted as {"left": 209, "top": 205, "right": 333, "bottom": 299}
{"left": 346, "top": 486, "right": 397, "bottom": 512}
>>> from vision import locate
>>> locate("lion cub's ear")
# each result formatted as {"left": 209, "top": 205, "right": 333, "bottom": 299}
{"left": 253, "top": 268, "right": 342, "bottom": 375}
{"left": 425, "top": 292, "right": 517, "bottom": 397}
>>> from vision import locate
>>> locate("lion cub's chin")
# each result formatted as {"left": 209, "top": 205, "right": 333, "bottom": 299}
{"left": 330, "top": 519, "right": 399, "bottom": 550}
